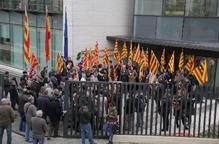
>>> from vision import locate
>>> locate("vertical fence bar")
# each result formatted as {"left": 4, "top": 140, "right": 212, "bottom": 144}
{"left": 202, "top": 86, "right": 208, "bottom": 137}
{"left": 198, "top": 87, "right": 203, "bottom": 137}
{"left": 131, "top": 83, "right": 136, "bottom": 135}
{"left": 123, "top": 83, "right": 127, "bottom": 134}
{"left": 145, "top": 85, "right": 150, "bottom": 135}
{"left": 207, "top": 87, "right": 213, "bottom": 138}
{"left": 149, "top": 84, "right": 155, "bottom": 135}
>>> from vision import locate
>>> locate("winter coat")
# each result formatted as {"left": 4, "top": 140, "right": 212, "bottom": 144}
{"left": 47, "top": 97, "right": 62, "bottom": 122}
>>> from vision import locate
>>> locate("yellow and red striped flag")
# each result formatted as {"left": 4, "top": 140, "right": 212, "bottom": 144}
{"left": 139, "top": 48, "right": 146, "bottom": 80}
{"left": 150, "top": 50, "right": 160, "bottom": 75}
{"left": 31, "top": 52, "right": 39, "bottom": 70}
{"left": 128, "top": 41, "right": 133, "bottom": 64}
{"left": 93, "top": 41, "right": 100, "bottom": 65}
{"left": 185, "top": 55, "right": 195, "bottom": 74}
{"left": 178, "top": 49, "right": 184, "bottom": 71}
{"left": 168, "top": 51, "right": 175, "bottom": 73}
{"left": 193, "top": 59, "right": 208, "bottom": 85}
{"left": 160, "top": 48, "right": 166, "bottom": 72}
{"left": 89, "top": 48, "right": 93, "bottom": 68}
{"left": 113, "top": 67, "right": 118, "bottom": 81}
{"left": 83, "top": 49, "right": 88, "bottom": 70}
{"left": 56, "top": 53, "right": 63, "bottom": 73}
{"left": 24, "top": 7, "right": 31, "bottom": 65}
{"left": 145, "top": 48, "right": 149, "bottom": 69}
{"left": 45, "top": 6, "right": 51, "bottom": 63}
{"left": 121, "top": 42, "right": 128, "bottom": 60}
{"left": 103, "top": 47, "right": 110, "bottom": 65}
{"left": 133, "top": 43, "right": 141, "bottom": 65}
{"left": 113, "top": 40, "right": 120, "bottom": 63}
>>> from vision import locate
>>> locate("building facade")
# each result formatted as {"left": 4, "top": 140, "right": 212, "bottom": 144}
{"left": 0, "top": 0, "right": 63, "bottom": 71}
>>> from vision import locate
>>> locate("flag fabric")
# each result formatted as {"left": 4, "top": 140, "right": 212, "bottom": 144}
{"left": 128, "top": 41, "right": 133, "bottom": 64}
{"left": 45, "top": 6, "right": 51, "bottom": 63}
{"left": 24, "top": 6, "right": 31, "bottom": 65}
{"left": 168, "top": 51, "right": 175, "bottom": 73}
{"left": 178, "top": 49, "right": 184, "bottom": 71}
{"left": 93, "top": 41, "right": 100, "bottom": 65}
{"left": 193, "top": 59, "right": 208, "bottom": 85}
{"left": 145, "top": 48, "right": 149, "bottom": 69}
{"left": 139, "top": 48, "right": 146, "bottom": 80}
{"left": 113, "top": 67, "right": 118, "bottom": 81}
{"left": 121, "top": 42, "right": 128, "bottom": 60}
{"left": 133, "top": 44, "right": 141, "bottom": 64}
{"left": 76, "top": 52, "right": 82, "bottom": 61}
{"left": 160, "top": 48, "right": 166, "bottom": 72}
{"left": 113, "top": 40, "right": 120, "bottom": 63}
{"left": 185, "top": 55, "right": 195, "bottom": 74}
{"left": 150, "top": 51, "right": 160, "bottom": 75}
{"left": 57, "top": 53, "right": 64, "bottom": 73}
{"left": 83, "top": 49, "right": 88, "bottom": 70}
{"left": 103, "top": 47, "right": 110, "bottom": 65}
{"left": 64, "top": 9, "right": 68, "bottom": 59}
{"left": 31, "top": 52, "right": 39, "bottom": 70}
{"left": 89, "top": 48, "right": 93, "bottom": 68}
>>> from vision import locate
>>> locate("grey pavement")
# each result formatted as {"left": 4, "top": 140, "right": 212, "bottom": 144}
{"left": 2, "top": 132, "right": 108, "bottom": 144}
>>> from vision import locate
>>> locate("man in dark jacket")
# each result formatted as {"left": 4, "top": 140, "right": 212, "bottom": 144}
{"left": 37, "top": 88, "right": 50, "bottom": 120}
{"left": 47, "top": 89, "right": 62, "bottom": 139}
{"left": 3, "top": 71, "right": 10, "bottom": 98}
{"left": 0, "top": 98, "right": 15, "bottom": 144}
{"left": 79, "top": 106, "right": 96, "bottom": 144}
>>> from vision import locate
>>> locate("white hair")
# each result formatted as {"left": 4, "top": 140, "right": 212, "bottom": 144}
{"left": 1, "top": 98, "right": 11, "bottom": 105}
{"left": 36, "top": 110, "right": 43, "bottom": 117}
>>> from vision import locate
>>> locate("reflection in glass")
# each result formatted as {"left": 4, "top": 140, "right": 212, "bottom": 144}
{"left": 185, "top": 0, "right": 217, "bottom": 16}
{"left": 134, "top": 0, "right": 163, "bottom": 15}
{"left": 164, "top": 0, "right": 185, "bottom": 16}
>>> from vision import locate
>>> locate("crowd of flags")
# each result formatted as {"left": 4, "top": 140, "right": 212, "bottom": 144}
{"left": 75, "top": 40, "right": 208, "bottom": 85}
{"left": 22, "top": 6, "right": 208, "bottom": 86}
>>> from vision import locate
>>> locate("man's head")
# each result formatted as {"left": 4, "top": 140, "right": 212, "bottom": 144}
{"left": 1, "top": 98, "right": 10, "bottom": 105}
{"left": 36, "top": 110, "right": 43, "bottom": 117}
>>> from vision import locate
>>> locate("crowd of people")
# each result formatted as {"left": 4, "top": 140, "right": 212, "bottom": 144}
{"left": 0, "top": 56, "right": 200, "bottom": 144}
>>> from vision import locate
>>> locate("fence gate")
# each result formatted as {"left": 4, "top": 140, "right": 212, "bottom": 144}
{"left": 63, "top": 81, "right": 219, "bottom": 139}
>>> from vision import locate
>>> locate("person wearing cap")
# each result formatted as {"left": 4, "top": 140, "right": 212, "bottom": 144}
{"left": 20, "top": 71, "right": 28, "bottom": 88}
{"left": 0, "top": 98, "right": 15, "bottom": 144}
{"left": 24, "top": 96, "right": 36, "bottom": 143}
{"left": 30, "top": 110, "right": 47, "bottom": 144}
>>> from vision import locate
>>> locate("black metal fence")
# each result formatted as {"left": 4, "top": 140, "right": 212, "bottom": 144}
{"left": 63, "top": 81, "right": 219, "bottom": 138}
{"left": 0, "top": 73, "right": 3, "bottom": 99}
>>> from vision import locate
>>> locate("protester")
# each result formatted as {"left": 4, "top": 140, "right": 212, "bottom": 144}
{"left": 24, "top": 96, "right": 36, "bottom": 143}
{"left": 37, "top": 88, "right": 50, "bottom": 120}
{"left": 3, "top": 71, "right": 10, "bottom": 98}
{"left": 0, "top": 98, "right": 15, "bottom": 144}
{"left": 31, "top": 110, "right": 47, "bottom": 144}
{"left": 9, "top": 78, "right": 19, "bottom": 110}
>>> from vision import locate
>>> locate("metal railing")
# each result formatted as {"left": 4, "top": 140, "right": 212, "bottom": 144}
{"left": 63, "top": 81, "right": 219, "bottom": 138}
{"left": 0, "top": 1, "right": 63, "bottom": 14}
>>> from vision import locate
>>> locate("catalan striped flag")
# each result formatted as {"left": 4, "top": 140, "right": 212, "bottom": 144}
{"left": 103, "top": 47, "right": 110, "bottom": 65}
{"left": 45, "top": 6, "right": 51, "bottom": 63}
{"left": 121, "top": 42, "right": 128, "bottom": 60}
{"left": 178, "top": 49, "right": 184, "bottom": 71}
{"left": 185, "top": 55, "right": 195, "bottom": 74}
{"left": 145, "top": 48, "right": 149, "bottom": 69}
{"left": 128, "top": 41, "right": 133, "bottom": 64}
{"left": 133, "top": 43, "right": 141, "bottom": 65}
{"left": 89, "top": 48, "right": 93, "bottom": 68}
{"left": 160, "top": 48, "right": 166, "bottom": 72}
{"left": 113, "top": 40, "right": 120, "bottom": 63}
{"left": 193, "top": 59, "right": 208, "bottom": 85}
{"left": 113, "top": 67, "right": 118, "bottom": 81}
{"left": 168, "top": 51, "right": 175, "bottom": 73}
{"left": 31, "top": 52, "right": 39, "bottom": 70}
{"left": 83, "top": 49, "right": 88, "bottom": 70}
{"left": 93, "top": 41, "right": 100, "bottom": 65}
{"left": 56, "top": 53, "right": 64, "bottom": 73}
{"left": 24, "top": 6, "right": 31, "bottom": 65}
{"left": 139, "top": 48, "right": 146, "bottom": 80}
{"left": 150, "top": 50, "right": 160, "bottom": 75}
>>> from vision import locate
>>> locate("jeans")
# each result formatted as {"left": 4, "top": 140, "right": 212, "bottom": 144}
{"left": 136, "top": 112, "right": 144, "bottom": 127}
{"left": 19, "top": 112, "right": 26, "bottom": 132}
{"left": 80, "top": 123, "right": 94, "bottom": 144}
{"left": 25, "top": 124, "right": 33, "bottom": 142}
{"left": 0, "top": 125, "right": 12, "bottom": 144}
{"left": 104, "top": 123, "right": 114, "bottom": 144}
{"left": 32, "top": 138, "right": 44, "bottom": 144}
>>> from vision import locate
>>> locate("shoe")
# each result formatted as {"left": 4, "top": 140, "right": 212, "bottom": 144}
{"left": 47, "top": 137, "right": 51, "bottom": 140}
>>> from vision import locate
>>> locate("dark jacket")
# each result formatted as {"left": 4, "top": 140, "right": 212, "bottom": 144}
{"left": 78, "top": 106, "right": 91, "bottom": 124}
{"left": 18, "top": 92, "right": 29, "bottom": 114}
{"left": 3, "top": 76, "right": 10, "bottom": 92}
{"left": 37, "top": 95, "right": 50, "bottom": 118}
{"left": 47, "top": 97, "right": 62, "bottom": 122}
{"left": 0, "top": 105, "right": 15, "bottom": 126}
{"left": 31, "top": 116, "right": 47, "bottom": 139}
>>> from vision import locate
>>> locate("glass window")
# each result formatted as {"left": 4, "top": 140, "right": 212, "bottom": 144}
{"left": 0, "top": 24, "right": 11, "bottom": 65}
{"left": 185, "top": 0, "right": 218, "bottom": 16}
{"left": 164, "top": 0, "right": 185, "bottom": 16}
{"left": 134, "top": 0, "right": 163, "bottom": 15}
{"left": 11, "top": 25, "right": 23, "bottom": 69}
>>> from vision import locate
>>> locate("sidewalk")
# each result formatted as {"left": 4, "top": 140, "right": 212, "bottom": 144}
{"left": 3, "top": 132, "right": 108, "bottom": 144}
